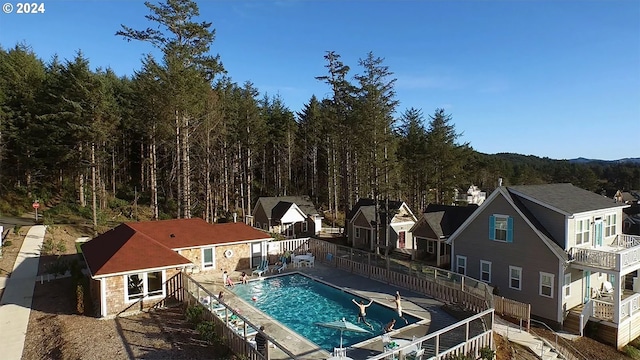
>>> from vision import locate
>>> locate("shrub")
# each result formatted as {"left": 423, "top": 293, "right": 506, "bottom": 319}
{"left": 44, "top": 258, "right": 69, "bottom": 277}
{"left": 196, "top": 320, "right": 216, "bottom": 343}
{"left": 2, "top": 240, "right": 12, "bottom": 247}
{"left": 185, "top": 305, "right": 205, "bottom": 325}
{"left": 480, "top": 346, "right": 496, "bottom": 360}
{"left": 623, "top": 345, "right": 640, "bottom": 359}
{"left": 13, "top": 225, "right": 21, "bottom": 234}
{"left": 76, "top": 283, "right": 85, "bottom": 314}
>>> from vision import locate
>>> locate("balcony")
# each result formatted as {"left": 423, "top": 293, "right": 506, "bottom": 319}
{"left": 569, "top": 234, "right": 640, "bottom": 273}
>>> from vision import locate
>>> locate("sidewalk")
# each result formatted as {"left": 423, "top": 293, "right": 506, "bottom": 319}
{"left": 493, "top": 317, "right": 560, "bottom": 360}
{"left": 0, "top": 225, "right": 46, "bottom": 360}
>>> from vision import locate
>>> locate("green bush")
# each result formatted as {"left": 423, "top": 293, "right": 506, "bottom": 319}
{"left": 2, "top": 240, "right": 12, "bottom": 247}
{"left": 13, "top": 225, "right": 21, "bottom": 234}
{"left": 624, "top": 345, "right": 640, "bottom": 359}
{"left": 480, "top": 346, "right": 496, "bottom": 360}
{"left": 44, "top": 258, "right": 69, "bottom": 277}
{"left": 185, "top": 305, "right": 205, "bottom": 325}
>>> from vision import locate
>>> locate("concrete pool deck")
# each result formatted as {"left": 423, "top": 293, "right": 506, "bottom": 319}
{"left": 191, "top": 264, "right": 460, "bottom": 359}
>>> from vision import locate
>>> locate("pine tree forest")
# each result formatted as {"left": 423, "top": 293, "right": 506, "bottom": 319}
{"left": 1, "top": 0, "right": 638, "bottom": 231}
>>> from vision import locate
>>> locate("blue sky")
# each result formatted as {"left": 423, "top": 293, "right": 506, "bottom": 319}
{"left": 1, "top": 0, "right": 638, "bottom": 160}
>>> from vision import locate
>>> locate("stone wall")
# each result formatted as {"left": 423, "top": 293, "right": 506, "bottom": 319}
{"left": 217, "top": 243, "right": 251, "bottom": 272}
{"left": 102, "top": 268, "right": 183, "bottom": 317}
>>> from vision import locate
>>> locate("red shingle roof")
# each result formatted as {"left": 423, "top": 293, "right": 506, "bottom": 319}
{"left": 126, "top": 219, "right": 271, "bottom": 249}
{"left": 82, "top": 219, "right": 270, "bottom": 277}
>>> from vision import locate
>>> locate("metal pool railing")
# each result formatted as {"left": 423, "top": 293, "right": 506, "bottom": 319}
{"left": 366, "top": 308, "right": 494, "bottom": 360}
{"left": 183, "top": 273, "right": 298, "bottom": 360}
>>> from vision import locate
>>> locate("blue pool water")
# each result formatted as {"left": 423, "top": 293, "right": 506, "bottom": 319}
{"left": 231, "top": 273, "right": 419, "bottom": 351}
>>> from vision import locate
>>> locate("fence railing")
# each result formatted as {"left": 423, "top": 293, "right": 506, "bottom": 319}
{"left": 530, "top": 318, "right": 588, "bottom": 360}
{"left": 494, "top": 296, "right": 531, "bottom": 330}
{"left": 183, "top": 273, "right": 298, "bottom": 360}
{"left": 366, "top": 309, "right": 494, "bottom": 360}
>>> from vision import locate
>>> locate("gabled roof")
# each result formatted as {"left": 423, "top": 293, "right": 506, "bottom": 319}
{"left": 448, "top": 187, "right": 567, "bottom": 261}
{"left": 253, "top": 196, "right": 320, "bottom": 219}
{"left": 346, "top": 198, "right": 404, "bottom": 221}
{"left": 82, "top": 219, "right": 271, "bottom": 278}
{"left": 508, "top": 183, "right": 628, "bottom": 215}
{"left": 82, "top": 223, "right": 191, "bottom": 277}
{"left": 415, "top": 204, "right": 479, "bottom": 238}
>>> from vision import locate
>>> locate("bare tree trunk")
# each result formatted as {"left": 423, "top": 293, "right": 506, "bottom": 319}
{"left": 205, "top": 128, "right": 212, "bottom": 223}
{"left": 288, "top": 129, "right": 292, "bottom": 194}
{"left": 246, "top": 125, "right": 252, "bottom": 218}
{"left": 312, "top": 145, "right": 318, "bottom": 204}
{"left": 91, "top": 143, "right": 98, "bottom": 234}
{"left": 175, "top": 110, "right": 182, "bottom": 218}
{"left": 77, "top": 144, "right": 85, "bottom": 207}
{"left": 140, "top": 143, "right": 145, "bottom": 193}
{"left": 182, "top": 114, "right": 191, "bottom": 218}
{"left": 327, "top": 141, "right": 332, "bottom": 215}
{"left": 238, "top": 141, "right": 245, "bottom": 218}
{"left": 111, "top": 147, "right": 116, "bottom": 195}
{"left": 223, "top": 140, "right": 229, "bottom": 213}
{"left": 332, "top": 143, "right": 338, "bottom": 225}
{"left": 150, "top": 132, "right": 159, "bottom": 220}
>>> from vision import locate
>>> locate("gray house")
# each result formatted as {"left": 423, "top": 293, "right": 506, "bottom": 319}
{"left": 250, "top": 196, "right": 323, "bottom": 237}
{"left": 450, "top": 183, "right": 640, "bottom": 348}
{"left": 411, "top": 203, "right": 478, "bottom": 268}
{"left": 347, "top": 199, "right": 417, "bottom": 255}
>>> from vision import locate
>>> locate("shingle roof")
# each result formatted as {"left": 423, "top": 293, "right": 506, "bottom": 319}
{"left": 421, "top": 204, "right": 479, "bottom": 238}
{"left": 255, "top": 196, "right": 320, "bottom": 220}
{"left": 82, "top": 219, "right": 271, "bottom": 277}
{"left": 508, "top": 183, "right": 625, "bottom": 215}
{"left": 82, "top": 223, "right": 191, "bottom": 277}
{"left": 271, "top": 202, "right": 294, "bottom": 221}
{"left": 347, "top": 198, "right": 403, "bottom": 221}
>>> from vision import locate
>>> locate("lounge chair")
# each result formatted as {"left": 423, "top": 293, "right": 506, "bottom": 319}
{"left": 602, "top": 281, "right": 614, "bottom": 298}
{"left": 405, "top": 348, "right": 424, "bottom": 360}
{"left": 252, "top": 259, "right": 269, "bottom": 276}
{"left": 333, "top": 347, "right": 347, "bottom": 357}
{"left": 274, "top": 261, "right": 287, "bottom": 273}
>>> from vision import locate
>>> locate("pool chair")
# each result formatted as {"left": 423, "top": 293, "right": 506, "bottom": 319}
{"left": 274, "top": 261, "right": 287, "bottom": 273}
{"left": 252, "top": 259, "right": 269, "bottom": 276}
{"left": 405, "top": 348, "right": 424, "bottom": 360}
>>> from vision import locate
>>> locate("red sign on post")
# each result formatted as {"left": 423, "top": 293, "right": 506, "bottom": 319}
{"left": 32, "top": 201, "right": 40, "bottom": 209}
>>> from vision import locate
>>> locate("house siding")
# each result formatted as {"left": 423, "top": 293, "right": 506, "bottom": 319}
{"left": 517, "top": 197, "right": 567, "bottom": 248}
{"left": 253, "top": 204, "right": 270, "bottom": 230}
{"left": 180, "top": 243, "right": 252, "bottom": 272}
{"left": 454, "top": 193, "right": 561, "bottom": 322}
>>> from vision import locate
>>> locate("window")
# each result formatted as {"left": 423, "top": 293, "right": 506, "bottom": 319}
{"left": 509, "top": 266, "right": 522, "bottom": 290}
{"left": 575, "top": 219, "right": 590, "bottom": 245}
{"left": 263, "top": 223, "right": 268, "bottom": 230}
{"left": 489, "top": 215, "right": 513, "bottom": 242}
{"left": 564, "top": 273, "right": 571, "bottom": 298}
{"left": 125, "top": 271, "right": 164, "bottom": 302}
{"left": 480, "top": 260, "right": 492, "bottom": 283}
{"left": 605, "top": 214, "right": 617, "bottom": 237}
{"left": 456, "top": 256, "right": 467, "bottom": 275}
{"left": 355, "top": 227, "right": 361, "bottom": 239}
{"left": 255, "top": 221, "right": 261, "bottom": 229}
{"left": 426, "top": 240, "right": 435, "bottom": 254}
{"left": 303, "top": 221, "right": 308, "bottom": 233}
{"left": 202, "top": 248, "right": 214, "bottom": 269}
{"left": 540, "top": 272, "right": 554, "bottom": 298}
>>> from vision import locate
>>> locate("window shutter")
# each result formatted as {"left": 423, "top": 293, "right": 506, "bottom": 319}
{"left": 507, "top": 217, "right": 514, "bottom": 243}
{"left": 489, "top": 215, "right": 495, "bottom": 240}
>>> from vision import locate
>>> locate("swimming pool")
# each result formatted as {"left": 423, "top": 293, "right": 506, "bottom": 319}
{"left": 232, "top": 273, "right": 420, "bottom": 351}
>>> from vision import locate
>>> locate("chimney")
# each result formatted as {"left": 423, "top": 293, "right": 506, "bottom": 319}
{"left": 498, "top": 177, "right": 503, "bottom": 187}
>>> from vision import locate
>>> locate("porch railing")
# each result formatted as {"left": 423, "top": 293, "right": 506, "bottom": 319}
{"left": 579, "top": 300, "right": 593, "bottom": 337}
{"left": 619, "top": 292, "right": 640, "bottom": 322}
{"left": 614, "top": 234, "right": 640, "bottom": 248}
{"left": 569, "top": 245, "right": 640, "bottom": 272}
